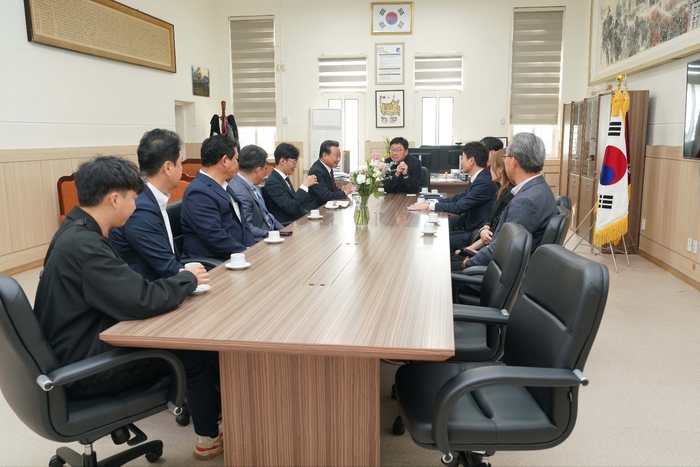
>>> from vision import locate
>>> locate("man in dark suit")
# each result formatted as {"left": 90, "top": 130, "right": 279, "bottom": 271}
{"left": 229, "top": 144, "right": 284, "bottom": 239}
{"left": 304, "top": 140, "right": 354, "bottom": 210}
{"left": 409, "top": 141, "right": 498, "bottom": 251}
{"left": 262, "top": 143, "right": 318, "bottom": 225}
{"left": 181, "top": 135, "right": 255, "bottom": 261}
{"left": 383, "top": 136, "right": 421, "bottom": 194}
{"left": 110, "top": 129, "right": 205, "bottom": 281}
{"left": 462, "top": 132, "right": 559, "bottom": 268}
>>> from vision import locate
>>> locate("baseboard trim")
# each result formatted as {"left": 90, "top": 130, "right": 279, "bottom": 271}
{"left": 0, "top": 245, "right": 48, "bottom": 275}
{"left": 638, "top": 242, "right": 700, "bottom": 292}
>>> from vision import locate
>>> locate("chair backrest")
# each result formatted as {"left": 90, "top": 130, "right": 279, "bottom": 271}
{"left": 420, "top": 167, "right": 430, "bottom": 190}
{"left": 57, "top": 174, "right": 78, "bottom": 223}
{"left": 503, "top": 245, "right": 608, "bottom": 428}
{"left": 0, "top": 275, "right": 63, "bottom": 441}
{"left": 539, "top": 206, "right": 571, "bottom": 247}
{"left": 480, "top": 222, "right": 532, "bottom": 311}
{"left": 166, "top": 199, "right": 184, "bottom": 254}
{"left": 168, "top": 173, "right": 195, "bottom": 203}
{"left": 181, "top": 158, "right": 202, "bottom": 177}
{"left": 555, "top": 195, "right": 572, "bottom": 210}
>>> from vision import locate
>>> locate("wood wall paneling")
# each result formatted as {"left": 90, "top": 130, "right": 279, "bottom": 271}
{"left": 5, "top": 161, "right": 55, "bottom": 250}
{"left": 0, "top": 166, "right": 13, "bottom": 256}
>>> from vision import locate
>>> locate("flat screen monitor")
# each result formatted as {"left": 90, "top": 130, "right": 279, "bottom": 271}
{"left": 409, "top": 147, "right": 439, "bottom": 172}
{"left": 684, "top": 58, "right": 700, "bottom": 159}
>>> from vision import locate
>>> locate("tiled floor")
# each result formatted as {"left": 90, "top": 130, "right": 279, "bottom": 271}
{"left": 2, "top": 243, "right": 700, "bottom": 466}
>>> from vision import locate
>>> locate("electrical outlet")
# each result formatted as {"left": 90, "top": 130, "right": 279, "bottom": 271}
{"left": 283, "top": 116, "right": 289, "bottom": 124}
{"left": 688, "top": 238, "right": 693, "bottom": 252}
{"left": 693, "top": 240, "right": 698, "bottom": 255}
{"left": 641, "top": 219, "right": 646, "bottom": 230}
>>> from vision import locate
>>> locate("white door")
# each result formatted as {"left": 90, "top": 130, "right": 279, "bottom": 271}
{"left": 323, "top": 92, "right": 365, "bottom": 172}
{"left": 415, "top": 91, "right": 461, "bottom": 146}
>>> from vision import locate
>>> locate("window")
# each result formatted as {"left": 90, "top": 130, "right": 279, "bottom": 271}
{"left": 421, "top": 96, "right": 454, "bottom": 146}
{"left": 325, "top": 94, "right": 363, "bottom": 172}
{"left": 414, "top": 54, "right": 461, "bottom": 146}
{"left": 414, "top": 55, "right": 463, "bottom": 91}
{"left": 319, "top": 56, "right": 367, "bottom": 91}
{"left": 230, "top": 17, "right": 276, "bottom": 151}
{"left": 513, "top": 124, "right": 556, "bottom": 157}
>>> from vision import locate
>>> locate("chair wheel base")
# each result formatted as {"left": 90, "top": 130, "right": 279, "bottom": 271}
{"left": 392, "top": 415, "right": 405, "bottom": 435}
{"left": 175, "top": 413, "right": 190, "bottom": 426}
{"left": 48, "top": 455, "right": 64, "bottom": 467}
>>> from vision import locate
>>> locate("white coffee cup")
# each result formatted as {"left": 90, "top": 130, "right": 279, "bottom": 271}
{"left": 310, "top": 209, "right": 320, "bottom": 217}
{"left": 184, "top": 262, "right": 202, "bottom": 270}
{"left": 428, "top": 212, "right": 439, "bottom": 222}
{"left": 421, "top": 187, "right": 429, "bottom": 193}
{"left": 329, "top": 201, "right": 336, "bottom": 207}
{"left": 268, "top": 230, "right": 281, "bottom": 241}
{"left": 431, "top": 189, "right": 439, "bottom": 194}
{"left": 230, "top": 253, "right": 246, "bottom": 266}
{"left": 423, "top": 222, "right": 435, "bottom": 233}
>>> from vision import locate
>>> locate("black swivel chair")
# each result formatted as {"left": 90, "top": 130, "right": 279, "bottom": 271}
{"left": 394, "top": 245, "right": 609, "bottom": 467}
{"left": 167, "top": 200, "right": 221, "bottom": 270}
{"left": 0, "top": 275, "right": 187, "bottom": 467}
{"left": 555, "top": 195, "right": 572, "bottom": 210}
{"left": 540, "top": 206, "right": 571, "bottom": 247}
{"left": 420, "top": 167, "right": 430, "bottom": 191}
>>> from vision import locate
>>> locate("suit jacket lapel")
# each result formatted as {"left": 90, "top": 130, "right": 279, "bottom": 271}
{"left": 143, "top": 187, "right": 179, "bottom": 260}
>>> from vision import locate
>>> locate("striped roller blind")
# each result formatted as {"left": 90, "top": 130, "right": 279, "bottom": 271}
{"left": 318, "top": 56, "right": 367, "bottom": 90}
{"left": 414, "top": 55, "right": 463, "bottom": 90}
{"left": 230, "top": 17, "right": 276, "bottom": 126}
{"left": 509, "top": 9, "right": 564, "bottom": 125}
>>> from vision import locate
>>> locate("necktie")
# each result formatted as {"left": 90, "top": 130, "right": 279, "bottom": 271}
{"left": 285, "top": 177, "right": 294, "bottom": 193}
{"left": 330, "top": 169, "right": 335, "bottom": 190}
{"left": 254, "top": 186, "right": 276, "bottom": 229}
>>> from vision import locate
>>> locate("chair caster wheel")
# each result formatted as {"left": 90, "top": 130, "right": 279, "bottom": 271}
{"left": 392, "top": 415, "right": 405, "bottom": 435}
{"left": 145, "top": 448, "right": 162, "bottom": 463}
{"left": 390, "top": 384, "right": 397, "bottom": 400}
{"left": 176, "top": 413, "right": 190, "bottom": 426}
{"left": 440, "top": 452, "right": 460, "bottom": 467}
{"left": 49, "top": 455, "right": 65, "bottom": 467}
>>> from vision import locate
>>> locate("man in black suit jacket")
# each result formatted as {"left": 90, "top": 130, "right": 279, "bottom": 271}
{"left": 262, "top": 143, "right": 318, "bottom": 225}
{"left": 409, "top": 142, "right": 498, "bottom": 251}
{"left": 181, "top": 135, "right": 255, "bottom": 261}
{"left": 110, "top": 129, "right": 204, "bottom": 281}
{"left": 383, "top": 136, "right": 421, "bottom": 194}
{"left": 304, "top": 140, "right": 355, "bottom": 210}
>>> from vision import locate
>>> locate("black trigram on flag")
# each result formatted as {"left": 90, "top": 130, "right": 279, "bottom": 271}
{"left": 398, "top": 8, "right": 405, "bottom": 15}
{"left": 608, "top": 121, "right": 621, "bottom": 137}
{"left": 379, "top": 21, "right": 386, "bottom": 28}
{"left": 598, "top": 194, "right": 613, "bottom": 209}
{"left": 398, "top": 21, "right": 404, "bottom": 28}
{"left": 379, "top": 8, "right": 386, "bottom": 15}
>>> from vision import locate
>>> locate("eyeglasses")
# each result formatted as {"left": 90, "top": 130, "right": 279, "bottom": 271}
{"left": 282, "top": 159, "right": 298, "bottom": 164}
{"left": 503, "top": 154, "right": 513, "bottom": 159}
{"left": 390, "top": 148, "right": 405, "bottom": 153}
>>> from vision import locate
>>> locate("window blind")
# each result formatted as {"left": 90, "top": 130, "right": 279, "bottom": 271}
{"left": 414, "top": 55, "right": 463, "bottom": 90}
{"left": 318, "top": 56, "right": 367, "bottom": 90}
{"left": 510, "top": 9, "right": 564, "bottom": 125}
{"left": 230, "top": 17, "right": 276, "bottom": 126}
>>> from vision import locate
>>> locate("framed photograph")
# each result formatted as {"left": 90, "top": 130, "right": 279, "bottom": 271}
{"left": 376, "top": 43, "right": 404, "bottom": 85}
{"left": 375, "top": 90, "right": 404, "bottom": 128}
{"left": 192, "top": 66, "right": 210, "bottom": 97}
{"left": 589, "top": 0, "right": 700, "bottom": 85}
{"left": 371, "top": 2, "right": 413, "bottom": 35}
{"left": 498, "top": 137, "right": 509, "bottom": 148}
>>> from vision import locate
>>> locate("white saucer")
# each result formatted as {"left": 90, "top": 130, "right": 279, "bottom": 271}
{"left": 264, "top": 237, "right": 284, "bottom": 243}
{"left": 428, "top": 220, "right": 441, "bottom": 224}
{"left": 325, "top": 205, "right": 339, "bottom": 210}
{"left": 192, "top": 284, "right": 211, "bottom": 295}
{"left": 308, "top": 215, "right": 323, "bottom": 220}
{"left": 421, "top": 230, "right": 437, "bottom": 236}
{"left": 226, "top": 262, "right": 251, "bottom": 270}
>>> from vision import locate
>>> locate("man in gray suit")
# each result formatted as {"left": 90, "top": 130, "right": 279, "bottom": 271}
{"left": 229, "top": 144, "right": 284, "bottom": 240}
{"left": 462, "top": 132, "right": 558, "bottom": 268}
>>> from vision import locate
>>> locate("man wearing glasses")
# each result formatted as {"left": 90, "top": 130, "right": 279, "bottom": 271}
{"left": 383, "top": 136, "right": 421, "bottom": 194}
{"left": 262, "top": 143, "right": 318, "bottom": 225}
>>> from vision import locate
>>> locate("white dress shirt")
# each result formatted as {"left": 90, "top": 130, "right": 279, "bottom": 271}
{"left": 146, "top": 181, "right": 174, "bottom": 253}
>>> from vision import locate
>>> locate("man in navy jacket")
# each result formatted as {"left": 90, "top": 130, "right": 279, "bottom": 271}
{"left": 181, "top": 135, "right": 255, "bottom": 261}
{"left": 304, "top": 140, "right": 355, "bottom": 210}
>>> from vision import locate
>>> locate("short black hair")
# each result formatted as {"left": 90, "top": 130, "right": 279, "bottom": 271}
{"left": 274, "top": 143, "right": 299, "bottom": 164}
{"left": 137, "top": 129, "right": 181, "bottom": 177}
{"left": 201, "top": 135, "right": 238, "bottom": 167}
{"left": 319, "top": 140, "right": 339, "bottom": 158}
{"left": 75, "top": 156, "right": 144, "bottom": 207}
{"left": 480, "top": 137, "right": 505, "bottom": 152}
{"left": 462, "top": 141, "right": 490, "bottom": 168}
{"left": 390, "top": 137, "right": 408, "bottom": 150}
{"left": 238, "top": 144, "right": 268, "bottom": 171}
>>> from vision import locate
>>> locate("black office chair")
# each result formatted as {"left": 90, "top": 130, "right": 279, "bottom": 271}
{"left": 555, "top": 195, "right": 571, "bottom": 210}
{"left": 420, "top": 167, "right": 430, "bottom": 191}
{"left": 0, "top": 275, "right": 187, "bottom": 467}
{"left": 540, "top": 206, "right": 571, "bottom": 246}
{"left": 167, "top": 200, "right": 221, "bottom": 271}
{"left": 394, "top": 245, "right": 609, "bottom": 467}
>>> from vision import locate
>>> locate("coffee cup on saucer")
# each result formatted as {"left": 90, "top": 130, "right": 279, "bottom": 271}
{"left": 184, "top": 262, "right": 202, "bottom": 271}
{"left": 421, "top": 187, "right": 429, "bottom": 194}
{"left": 268, "top": 230, "right": 281, "bottom": 241}
{"left": 309, "top": 209, "right": 321, "bottom": 219}
{"left": 230, "top": 253, "right": 246, "bottom": 266}
{"left": 423, "top": 222, "right": 436, "bottom": 234}
{"left": 431, "top": 189, "right": 439, "bottom": 194}
{"left": 428, "top": 212, "right": 439, "bottom": 223}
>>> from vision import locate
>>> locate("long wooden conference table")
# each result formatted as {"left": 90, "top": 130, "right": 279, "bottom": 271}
{"left": 101, "top": 193, "right": 454, "bottom": 466}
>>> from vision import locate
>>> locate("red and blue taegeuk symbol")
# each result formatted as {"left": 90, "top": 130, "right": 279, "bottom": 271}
{"left": 385, "top": 11, "right": 398, "bottom": 24}
{"left": 599, "top": 145, "right": 626, "bottom": 186}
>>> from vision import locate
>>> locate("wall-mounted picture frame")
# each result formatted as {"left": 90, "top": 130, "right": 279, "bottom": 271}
{"left": 376, "top": 42, "right": 404, "bottom": 85}
{"left": 498, "top": 137, "right": 509, "bottom": 148}
{"left": 371, "top": 2, "right": 413, "bottom": 35}
{"left": 589, "top": 0, "right": 700, "bottom": 85}
{"left": 375, "top": 90, "right": 404, "bottom": 128}
{"left": 192, "top": 66, "right": 210, "bottom": 97}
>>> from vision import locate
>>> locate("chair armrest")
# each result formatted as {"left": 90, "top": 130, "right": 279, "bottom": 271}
{"left": 453, "top": 305, "right": 509, "bottom": 325}
{"left": 431, "top": 365, "right": 588, "bottom": 457}
{"left": 450, "top": 273, "right": 483, "bottom": 287}
{"left": 182, "top": 257, "right": 222, "bottom": 269}
{"left": 459, "top": 266, "right": 487, "bottom": 276}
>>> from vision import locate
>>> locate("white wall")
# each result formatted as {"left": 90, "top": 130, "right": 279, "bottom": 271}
{"left": 0, "top": 0, "right": 227, "bottom": 149}
{"left": 212, "top": 0, "right": 591, "bottom": 156}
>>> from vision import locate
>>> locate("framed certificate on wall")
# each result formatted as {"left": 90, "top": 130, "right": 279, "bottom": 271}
{"left": 371, "top": 3, "right": 413, "bottom": 35}
{"left": 376, "top": 43, "right": 404, "bottom": 85}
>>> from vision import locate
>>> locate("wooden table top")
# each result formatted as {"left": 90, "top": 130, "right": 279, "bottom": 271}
{"left": 101, "top": 194, "right": 454, "bottom": 361}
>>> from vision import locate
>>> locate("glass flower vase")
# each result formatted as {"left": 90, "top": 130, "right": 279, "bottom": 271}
{"left": 354, "top": 194, "right": 370, "bottom": 227}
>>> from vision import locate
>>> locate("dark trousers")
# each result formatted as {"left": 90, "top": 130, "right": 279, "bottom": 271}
{"left": 450, "top": 229, "right": 475, "bottom": 252}
{"left": 67, "top": 350, "right": 221, "bottom": 438}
